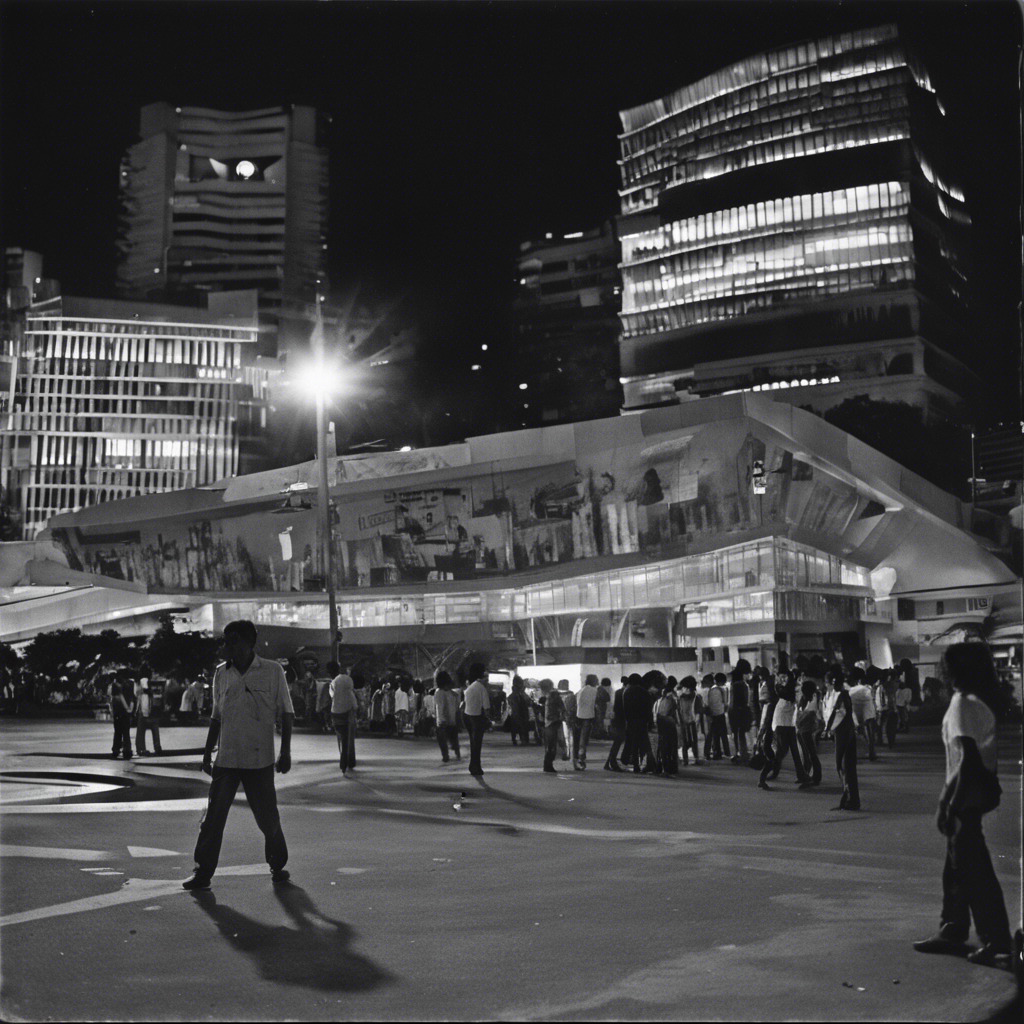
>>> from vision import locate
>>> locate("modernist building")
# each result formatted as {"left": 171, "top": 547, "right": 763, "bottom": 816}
{"left": 116, "top": 104, "right": 329, "bottom": 346}
{"left": 616, "top": 24, "right": 975, "bottom": 418}
{"left": 0, "top": 294, "right": 274, "bottom": 538}
{"left": 511, "top": 223, "right": 623, "bottom": 427}
{"left": 8, "top": 393, "right": 1014, "bottom": 680}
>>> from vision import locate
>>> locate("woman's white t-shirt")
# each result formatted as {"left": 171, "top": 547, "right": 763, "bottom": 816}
{"left": 772, "top": 698, "right": 797, "bottom": 729}
{"left": 942, "top": 691, "right": 997, "bottom": 783}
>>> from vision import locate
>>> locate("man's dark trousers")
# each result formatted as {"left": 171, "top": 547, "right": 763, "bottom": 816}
{"left": 543, "top": 723, "right": 561, "bottom": 771}
{"left": 465, "top": 713, "right": 487, "bottom": 774}
{"left": 436, "top": 723, "right": 460, "bottom": 761}
{"left": 111, "top": 714, "right": 132, "bottom": 758}
{"left": 940, "top": 810, "right": 1012, "bottom": 951}
{"left": 194, "top": 764, "right": 287, "bottom": 879}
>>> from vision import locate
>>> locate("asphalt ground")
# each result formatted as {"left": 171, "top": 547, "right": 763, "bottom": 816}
{"left": 0, "top": 718, "right": 1020, "bottom": 1022}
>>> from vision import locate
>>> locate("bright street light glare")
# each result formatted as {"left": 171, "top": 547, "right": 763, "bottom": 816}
{"left": 291, "top": 358, "right": 346, "bottom": 399}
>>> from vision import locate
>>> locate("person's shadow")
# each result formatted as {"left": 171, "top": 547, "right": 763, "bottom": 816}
{"left": 190, "top": 883, "right": 392, "bottom": 992}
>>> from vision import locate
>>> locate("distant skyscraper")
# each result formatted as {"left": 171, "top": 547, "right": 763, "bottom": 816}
{"left": 116, "top": 104, "right": 328, "bottom": 347}
{"left": 511, "top": 223, "right": 622, "bottom": 428}
{"left": 0, "top": 294, "right": 273, "bottom": 538}
{"left": 616, "top": 24, "right": 973, "bottom": 418}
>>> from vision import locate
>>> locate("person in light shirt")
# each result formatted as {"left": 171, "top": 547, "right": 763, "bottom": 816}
{"left": 824, "top": 667, "right": 860, "bottom": 811}
{"left": 913, "top": 643, "right": 1012, "bottom": 968}
{"left": 574, "top": 675, "right": 599, "bottom": 769}
{"left": 761, "top": 671, "right": 813, "bottom": 789}
{"left": 461, "top": 663, "right": 491, "bottom": 777}
{"left": 183, "top": 619, "right": 293, "bottom": 891}
{"left": 847, "top": 666, "right": 878, "bottom": 761}
{"left": 328, "top": 660, "right": 357, "bottom": 774}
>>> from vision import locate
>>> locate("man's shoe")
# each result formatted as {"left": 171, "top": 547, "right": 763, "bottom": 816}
{"left": 137, "top": 749, "right": 149, "bottom": 756}
{"left": 271, "top": 868, "right": 290, "bottom": 885}
{"left": 757, "top": 781, "right": 771, "bottom": 790}
{"left": 913, "top": 935, "right": 970, "bottom": 955}
{"left": 966, "top": 946, "right": 1013, "bottom": 969}
{"left": 798, "top": 781, "right": 814, "bottom": 790}
{"left": 543, "top": 765, "right": 557, "bottom": 773}
{"left": 604, "top": 762, "right": 622, "bottom": 772}
{"left": 182, "top": 872, "right": 212, "bottom": 891}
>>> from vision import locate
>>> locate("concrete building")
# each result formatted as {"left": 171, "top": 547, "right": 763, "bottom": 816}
{"left": 115, "top": 104, "right": 329, "bottom": 346}
{"left": 0, "top": 293, "right": 274, "bottom": 538}
{"left": 5, "top": 393, "right": 1015, "bottom": 682}
{"left": 511, "top": 223, "right": 622, "bottom": 427}
{"left": 616, "top": 24, "right": 975, "bottom": 419}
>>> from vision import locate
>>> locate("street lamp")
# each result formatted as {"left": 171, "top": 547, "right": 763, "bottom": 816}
{"left": 294, "top": 330, "right": 347, "bottom": 665}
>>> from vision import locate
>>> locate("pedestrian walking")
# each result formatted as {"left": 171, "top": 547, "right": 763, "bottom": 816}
{"left": 728, "top": 662, "right": 752, "bottom": 761}
{"left": 462, "top": 663, "right": 490, "bottom": 776}
{"left": 764, "top": 672, "right": 813, "bottom": 789}
{"left": 575, "top": 674, "right": 599, "bottom": 769}
{"left": 756, "top": 675, "right": 779, "bottom": 789}
{"left": 796, "top": 676, "right": 822, "bottom": 783}
{"left": 824, "top": 667, "right": 860, "bottom": 810}
{"left": 623, "top": 672, "right": 657, "bottom": 774}
{"left": 604, "top": 677, "right": 628, "bottom": 772}
{"left": 561, "top": 683, "right": 578, "bottom": 766}
{"left": 654, "top": 679, "right": 680, "bottom": 776}
{"left": 182, "top": 620, "right": 292, "bottom": 891}
{"left": 508, "top": 676, "right": 534, "bottom": 747}
{"left": 134, "top": 678, "right": 162, "bottom": 755}
{"left": 848, "top": 667, "right": 878, "bottom": 761}
{"left": 328, "top": 661, "right": 357, "bottom": 774}
{"left": 433, "top": 671, "right": 461, "bottom": 763}
{"left": 677, "top": 676, "right": 703, "bottom": 765}
{"left": 108, "top": 680, "right": 133, "bottom": 760}
{"left": 595, "top": 677, "right": 612, "bottom": 739}
{"left": 913, "top": 643, "right": 1013, "bottom": 968}
{"left": 706, "top": 673, "right": 731, "bottom": 760}
{"left": 896, "top": 675, "right": 913, "bottom": 733}
{"left": 394, "top": 682, "right": 410, "bottom": 735}
{"left": 179, "top": 678, "right": 203, "bottom": 723}
{"left": 540, "top": 679, "right": 565, "bottom": 773}
{"left": 880, "top": 668, "right": 899, "bottom": 748}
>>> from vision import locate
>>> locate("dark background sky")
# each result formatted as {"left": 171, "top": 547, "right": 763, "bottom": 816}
{"left": 2, "top": 0, "right": 1021, "bottom": 423}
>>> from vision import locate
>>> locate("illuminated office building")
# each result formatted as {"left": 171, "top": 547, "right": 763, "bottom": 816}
{"left": 116, "top": 104, "right": 329, "bottom": 345}
{"left": 0, "top": 294, "right": 273, "bottom": 538}
{"left": 617, "top": 24, "right": 974, "bottom": 415}
{"left": 512, "top": 223, "right": 622, "bottom": 427}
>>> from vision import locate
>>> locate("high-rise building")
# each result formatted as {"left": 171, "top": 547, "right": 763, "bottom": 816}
{"left": 116, "top": 104, "right": 329, "bottom": 347}
{"left": 616, "top": 24, "right": 974, "bottom": 418}
{"left": 510, "top": 223, "right": 623, "bottom": 428}
{"left": 0, "top": 293, "right": 274, "bottom": 538}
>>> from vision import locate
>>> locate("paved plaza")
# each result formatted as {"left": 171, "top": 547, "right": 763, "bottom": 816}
{"left": 0, "top": 719, "right": 1019, "bottom": 1021}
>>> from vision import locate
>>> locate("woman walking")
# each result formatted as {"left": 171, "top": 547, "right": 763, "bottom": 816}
{"left": 796, "top": 676, "right": 822, "bottom": 784}
{"left": 767, "top": 672, "right": 813, "bottom": 788}
{"left": 654, "top": 680, "right": 681, "bottom": 776}
{"left": 508, "top": 676, "right": 534, "bottom": 746}
{"left": 913, "top": 643, "right": 1012, "bottom": 967}
{"left": 677, "top": 677, "right": 702, "bottom": 766}
{"left": 824, "top": 667, "right": 860, "bottom": 810}
{"left": 756, "top": 675, "right": 779, "bottom": 790}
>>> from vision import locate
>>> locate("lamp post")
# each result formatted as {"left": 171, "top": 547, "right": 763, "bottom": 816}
{"left": 309, "top": 298, "right": 341, "bottom": 665}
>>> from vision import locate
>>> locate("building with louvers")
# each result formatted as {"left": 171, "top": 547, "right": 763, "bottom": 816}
{"left": 116, "top": 104, "right": 328, "bottom": 346}
{"left": 0, "top": 294, "right": 274, "bottom": 538}
{"left": 616, "top": 24, "right": 974, "bottom": 418}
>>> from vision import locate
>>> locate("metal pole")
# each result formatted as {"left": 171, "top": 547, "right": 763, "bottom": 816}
{"left": 970, "top": 430, "right": 976, "bottom": 507}
{"left": 530, "top": 617, "right": 537, "bottom": 667}
{"left": 313, "top": 305, "right": 340, "bottom": 666}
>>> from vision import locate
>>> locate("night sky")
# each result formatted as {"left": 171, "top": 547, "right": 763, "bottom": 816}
{"left": 2, "top": 0, "right": 1021, "bottom": 421}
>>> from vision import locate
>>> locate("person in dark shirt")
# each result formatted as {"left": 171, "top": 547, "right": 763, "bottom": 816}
{"left": 729, "top": 662, "right": 752, "bottom": 762}
{"left": 623, "top": 672, "right": 657, "bottom": 774}
{"left": 603, "top": 676, "right": 630, "bottom": 772}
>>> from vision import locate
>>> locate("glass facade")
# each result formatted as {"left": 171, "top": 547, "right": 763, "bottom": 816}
{"left": 616, "top": 23, "right": 968, "bottom": 378}
{"left": 225, "top": 536, "right": 874, "bottom": 634}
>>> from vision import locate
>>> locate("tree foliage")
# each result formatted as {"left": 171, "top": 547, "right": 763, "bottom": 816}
{"left": 144, "top": 613, "right": 221, "bottom": 683}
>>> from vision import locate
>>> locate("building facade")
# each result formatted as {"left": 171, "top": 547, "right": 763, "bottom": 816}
{"left": 0, "top": 295, "right": 273, "bottom": 538}
{"left": 511, "top": 223, "right": 622, "bottom": 427}
{"left": 30, "top": 394, "right": 1015, "bottom": 677}
{"left": 616, "top": 24, "right": 974, "bottom": 418}
{"left": 116, "top": 104, "right": 329, "bottom": 344}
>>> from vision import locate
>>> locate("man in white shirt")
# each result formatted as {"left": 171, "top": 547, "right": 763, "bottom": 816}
{"left": 134, "top": 679, "right": 162, "bottom": 755}
{"left": 394, "top": 683, "right": 410, "bottom": 735}
{"left": 462, "top": 663, "right": 491, "bottom": 777}
{"left": 183, "top": 620, "right": 293, "bottom": 891}
{"left": 575, "top": 675, "right": 599, "bottom": 769}
{"left": 328, "top": 660, "right": 357, "bottom": 773}
{"left": 848, "top": 667, "right": 878, "bottom": 761}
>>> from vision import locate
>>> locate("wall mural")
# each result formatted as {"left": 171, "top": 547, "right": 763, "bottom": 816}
{"left": 52, "top": 420, "right": 868, "bottom": 594}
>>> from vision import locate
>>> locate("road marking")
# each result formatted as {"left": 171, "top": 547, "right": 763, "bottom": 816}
{"left": 0, "top": 778, "right": 123, "bottom": 803}
{"left": 0, "top": 863, "right": 267, "bottom": 929}
{"left": 1, "top": 845, "right": 111, "bottom": 861}
{"left": 0, "top": 797, "right": 210, "bottom": 814}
